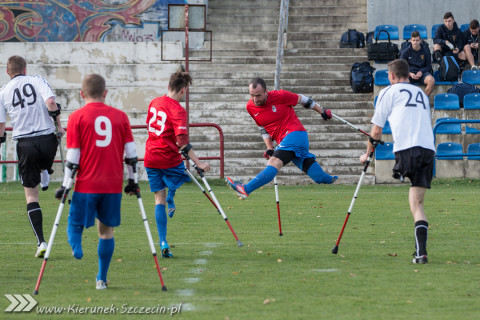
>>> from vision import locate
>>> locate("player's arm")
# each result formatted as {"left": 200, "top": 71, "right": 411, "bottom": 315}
{"left": 124, "top": 141, "right": 139, "bottom": 195}
{"left": 258, "top": 126, "right": 274, "bottom": 159}
{"left": 297, "top": 94, "right": 332, "bottom": 120}
{"left": 55, "top": 148, "right": 80, "bottom": 199}
{"left": 360, "top": 125, "right": 383, "bottom": 164}
{"left": 46, "top": 97, "right": 65, "bottom": 136}
{"left": 177, "top": 134, "right": 210, "bottom": 172}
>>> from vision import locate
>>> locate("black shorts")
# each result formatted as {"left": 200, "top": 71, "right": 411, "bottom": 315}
{"left": 393, "top": 147, "right": 435, "bottom": 189}
{"left": 17, "top": 134, "right": 58, "bottom": 188}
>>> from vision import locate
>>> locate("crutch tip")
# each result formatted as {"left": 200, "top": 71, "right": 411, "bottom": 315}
{"left": 161, "top": 286, "right": 167, "bottom": 292}
{"left": 237, "top": 240, "right": 243, "bottom": 247}
{"left": 33, "top": 290, "right": 39, "bottom": 295}
{"left": 279, "top": 233, "right": 283, "bottom": 236}
{"left": 331, "top": 246, "right": 339, "bottom": 254}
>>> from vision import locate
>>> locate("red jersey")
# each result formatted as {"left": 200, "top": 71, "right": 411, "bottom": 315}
{"left": 144, "top": 95, "right": 188, "bottom": 169}
{"left": 246, "top": 90, "right": 305, "bottom": 143}
{"left": 67, "top": 102, "right": 134, "bottom": 193}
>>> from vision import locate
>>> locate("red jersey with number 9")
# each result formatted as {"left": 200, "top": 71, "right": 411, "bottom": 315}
{"left": 66, "top": 102, "right": 134, "bottom": 193}
{"left": 246, "top": 90, "right": 305, "bottom": 143}
{"left": 144, "top": 95, "right": 188, "bottom": 169}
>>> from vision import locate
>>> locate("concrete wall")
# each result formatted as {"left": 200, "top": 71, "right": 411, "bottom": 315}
{"left": 368, "top": 0, "right": 480, "bottom": 36}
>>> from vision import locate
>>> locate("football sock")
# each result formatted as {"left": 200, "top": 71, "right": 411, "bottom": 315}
{"left": 307, "top": 162, "right": 337, "bottom": 184}
{"left": 166, "top": 189, "right": 176, "bottom": 218}
{"left": 67, "top": 222, "right": 84, "bottom": 259}
{"left": 155, "top": 204, "right": 167, "bottom": 244}
{"left": 244, "top": 165, "right": 278, "bottom": 194}
{"left": 414, "top": 220, "right": 429, "bottom": 256}
{"left": 27, "top": 202, "right": 45, "bottom": 245}
{"left": 97, "top": 238, "right": 115, "bottom": 282}
{"left": 40, "top": 170, "right": 50, "bottom": 191}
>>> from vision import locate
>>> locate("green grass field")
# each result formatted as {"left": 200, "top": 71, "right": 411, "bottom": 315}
{"left": 1, "top": 178, "right": 479, "bottom": 319}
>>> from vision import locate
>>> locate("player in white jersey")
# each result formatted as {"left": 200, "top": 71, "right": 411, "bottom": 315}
{"left": 360, "top": 59, "right": 435, "bottom": 264}
{"left": 0, "top": 55, "right": 64, "bottom": 258}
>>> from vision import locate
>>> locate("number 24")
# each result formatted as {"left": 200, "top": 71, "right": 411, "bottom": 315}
{"left": 400, "top": 89, "right": 426, "bottom": 109}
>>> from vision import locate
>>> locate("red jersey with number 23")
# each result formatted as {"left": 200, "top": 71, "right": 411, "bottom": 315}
{"left": 67, "top": 102, "right": 134, "bottom": 194}
{"left": 246, "top": 90, "right": 304, "bottom": 143}
{"left": 145, "top": 95, "right": 188, "bottom": 169}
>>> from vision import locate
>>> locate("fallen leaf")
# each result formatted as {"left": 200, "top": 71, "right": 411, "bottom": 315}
{"left": 87, "top": 297, "right": 91, "bottom": 302}
{"left": 232, "top": 271, "right": 239, "bottom": 275}
{"left": 263, "top": 299, "right": 270, "bottom": 305}
{"left": 350, "top": 273, "right": 356, "bottom": 277}
{"left": 414, "top": 270, "right": 419, "bottom": 273}
{"left": 277, "top": 259, "right": 282, "bottom": 263}
{"left": 116, "top": 259, "right": 122, "bottom": 262}
{"left": 134, "top": 291, "right": 139, "bottom": 295}
{"left": 257, "top": 251, "right": 263, "bottom": 254}
{"left": 388, "top": 253, "right": 398, "bottom": 257}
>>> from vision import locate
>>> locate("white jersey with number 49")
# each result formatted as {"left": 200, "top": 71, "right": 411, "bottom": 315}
{"left": 372, "top": 82, "right": 435, "bottom": 153}
{"left": 0, "top": 74, "right": 55, "bottom": 139}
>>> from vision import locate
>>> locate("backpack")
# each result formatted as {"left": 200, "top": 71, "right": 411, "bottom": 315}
{"left": 340, "top": 29, "right": 365, "bottom": 48}
{"left": 447, "top": 82, "right": 480, "bottom": 107}
{"left": 439, "top": 56, "right": 460, "bottom": 81}
{"left": 366, "top": 31, "right": 375, "bottom": 44}
{"left": 350, "top": 62, "right": 375, "bottom": 93}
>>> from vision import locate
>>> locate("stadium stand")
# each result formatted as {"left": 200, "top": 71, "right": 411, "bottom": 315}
{"left": 464, "top": 93, "right": 480, "bottom": 109}
{"left": 374, "top": 69, "right": 390, "bottom": 86}
{"left": 435, "top": 142, "right": 465, "bottom": 178}
{"left": 431, "top": 24, "right": 442, "bottom": 38}
{"left": 434, "top": 93, "right": 460, "bottom": 110}
{"left": 374, "top": 142, "right": 396, "bottom": 184}
{"left": 461, "top": 70, "right": 480, "bottom": 85}
{"left": 460, "top": 23, "right": 470, "bottom": 32}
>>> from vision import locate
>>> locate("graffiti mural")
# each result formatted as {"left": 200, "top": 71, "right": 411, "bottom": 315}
{"left": 0, "top": 0, "right": 186, "bottom": 42}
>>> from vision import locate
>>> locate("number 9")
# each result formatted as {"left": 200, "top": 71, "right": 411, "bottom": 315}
{"left": 95, "top": 116, "right": 112, "bottom": 147}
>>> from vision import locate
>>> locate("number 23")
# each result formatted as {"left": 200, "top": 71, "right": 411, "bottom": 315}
{"left": 148, "top": 107, "right": 167, "bottom": 136}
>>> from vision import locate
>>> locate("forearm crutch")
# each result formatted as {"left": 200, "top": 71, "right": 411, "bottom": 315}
{"left": 128, "top": 159, "right": 167, "bottom": 291}
{"left": 330, "top": 113, "right": 384, "bottom": 254}
{"left": 273, "top": 176, "right": 282, "bottom": 236}
{"left": 182, "top": 151, "right": 243, "bottom": 247}
{"left": 34, "top": 165, "right": 78, "bottom": 295}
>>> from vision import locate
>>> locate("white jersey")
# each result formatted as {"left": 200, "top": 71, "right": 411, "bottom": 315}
{"left": 0, "top": 75, "right": 55, "bottom": 139}
{"left": 372, "top": 82, "right": 435, "bottom": 153}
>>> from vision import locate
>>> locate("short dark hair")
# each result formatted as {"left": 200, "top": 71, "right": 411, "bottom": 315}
{"left": 249, "top": 77, "right": 267, "bottom": 91}
{"left": 470, "top": 19, "right": 479, "bottom": 29}
{"left": 7, "top": 55, "right": 26, "bottom": 76}
{"left": 82, "top": 74, "right": 106, "bottom": 99}
{"left": 443, "top": 12, "right": 454, "bottom": 20}
{"left": 169, "top": 71, "right": 192, "bottom": 93}
{"left": 411, "top": 31, "right": 420, "bottom": 39}
{"left": 388, "top": 59, "right": 410, "bottom": 79}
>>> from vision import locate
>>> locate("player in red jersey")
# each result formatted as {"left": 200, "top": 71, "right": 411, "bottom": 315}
{"left": 55, "top": 74, "right": 138, "bottom": 290}
{"left": 226, "top": 77, "right": 337, "bottom": 199}
{"left": 145, "top": 70, "right": 210, "bottom": 258}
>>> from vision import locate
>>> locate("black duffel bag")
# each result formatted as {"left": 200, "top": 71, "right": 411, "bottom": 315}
{"left": 367, "top": 30, "right": 399, "bottom": 61}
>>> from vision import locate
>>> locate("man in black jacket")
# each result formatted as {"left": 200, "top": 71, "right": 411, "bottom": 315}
{"left": 400, "top": 31, "right": 435, "bottom": 96}
{"left": 433, "top": 12, "right": 465, "bottom": 64}
{"left": 461, "top": 19, "right": 479, "bottom": 69}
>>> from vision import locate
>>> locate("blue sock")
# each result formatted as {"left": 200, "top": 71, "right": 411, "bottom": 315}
{"left": 166, "top": 189, "right": 176, "bottom": 218}
{"left": 67, "top": 222, "right": 84, "bottom": 259}
{"left": 307, "top": 162, "right": 337, "bottom": 184}
{"left": 244, "top": 165, "right": 278, "bottom": 194}
{"left": 155, "top": 204, "right": 167, "bottom": 244}
{"left": 97, "top": 238, "right": 115, "bottom": 282}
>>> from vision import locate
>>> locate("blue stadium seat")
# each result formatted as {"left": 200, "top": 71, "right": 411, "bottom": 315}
{"left": 374, "top": 24, "right": 399, "bottom": 40}
{"left": 374, "top": 70, "right": 390, "bottom": 86}
{"left": 466, "top": 126, "right": 480, "bottom": 134}
{"left": 460, "top": 23, "right": 470, "bottom": 32}
{"left": 434, "top": 93, "right": 460, "bottom": 110}
{"left": 436, "top": 142, "right": 463, "bottom": 160}
{"left": 464, "top": 93, "right": 480, "bottom": 109}
{"left": 461, "top": 70, "right": 480, "bottom": 85}
{"left": 431, "top": 24, "right": 442, "bottom": 38}
{"left": 435, "top": 117, "right": 461, "bottom": 134}
{"left": 403, "top": 24, "right": 428, "bottom": 40}
{"left": 375, "top": 142, "right": 395, "bottom": 160}
{"left": 433, "top": 70, "right": 458, "bottom": 85}
{"left": 383, "top": 120, "right": 392, "bottom": 134}
{"left": 467, "top": 143, "right": 480, "bottom": 160}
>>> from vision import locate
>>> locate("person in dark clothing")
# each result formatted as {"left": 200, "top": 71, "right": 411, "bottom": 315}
{"left": 433, "top": 12, "right": 465, "bottom": 63}
{"left": 400, "top": 31, "right": 435, "bottom": 96}
{"left": 460, "top": 19, "right": 479, "bottom": 69}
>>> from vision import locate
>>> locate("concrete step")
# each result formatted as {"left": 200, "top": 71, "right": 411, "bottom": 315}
{"left": 190, "top": 70, "right": 350, "bottom": 80}
{"left": 209, "top": 6, "right": 365, "bottom": 17}
{"left": 190, "top": 62, "right": 354, "bottom": 72}
{"left": 187, "top": 92, "right": 369, "bottom": 102}
{"left": 189, "top": 85, "right": 355, "bottom": 94}
{"left": 206, "top": 23, "right": 368, "bottom": 34}
{"left": 189, "top": 48, "right": 368, "bottom": 58}
{"left": 208, "top": 0, "right": 366, "bottom": 8}
{"left": 191, "top": 78, "right": 354, "bottom": 87}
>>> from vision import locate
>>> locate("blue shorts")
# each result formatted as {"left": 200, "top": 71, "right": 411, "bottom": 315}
{"left": 69, "top": 192, "right": 122, "bottom": 228}
{"left": 276, "top": 131, "right": 316, "bottom": 171}
{"left": 145, "top": 162, "right": 190, "bottom": 193}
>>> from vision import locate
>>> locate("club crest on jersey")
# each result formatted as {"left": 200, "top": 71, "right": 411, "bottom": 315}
{"left": 420, "top": 54, "right": 424, "bottom": 60}
{"left": 452, "top": 35, "right": 456, "bottom": 41}
{"left": 272, "top": 105, "right": 277, "bottom": 112}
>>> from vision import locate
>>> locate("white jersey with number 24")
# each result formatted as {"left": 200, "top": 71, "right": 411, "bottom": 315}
{"left": 372, "top": 82, "right": 435, "bottom": 153}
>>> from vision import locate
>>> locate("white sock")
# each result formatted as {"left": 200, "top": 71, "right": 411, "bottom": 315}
{"left": 40, "top": 170, "right": 50, "bottom": 188}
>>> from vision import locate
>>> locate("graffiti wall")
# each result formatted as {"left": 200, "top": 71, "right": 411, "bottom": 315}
{"left": 0, "top": 0, "right": 187, "bottom": 42}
